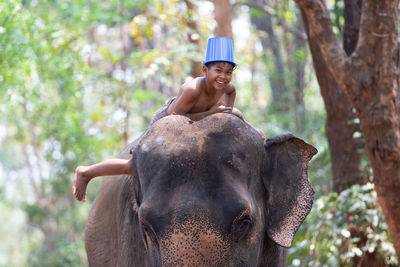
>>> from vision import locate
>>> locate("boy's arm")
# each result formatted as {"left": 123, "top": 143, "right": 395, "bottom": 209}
{"left": 224, "top": 84, "right": 236, "bottom": 108}
{"left": 170, "top": 87, "right": 199, "bottom": 115}
{"left": 171, "top": 87, "right": 231, "bottom": 121}
{"left": 175, "top": 101, "right": 230, "bottom": 121}
{"left": 188, "top": 84, "right": 235, "bottom": 121}
{"left": 185, "top": 109, "right": 221, "bottom": 121}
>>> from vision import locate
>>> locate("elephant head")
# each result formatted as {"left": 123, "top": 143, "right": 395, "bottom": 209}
{"left": 85, "top": 113, "right": 317, "bottom": 267}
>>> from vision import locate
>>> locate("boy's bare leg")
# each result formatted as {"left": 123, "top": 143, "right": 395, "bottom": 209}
{"left": 72, "top": 158, "right": 133, "bottom": 202}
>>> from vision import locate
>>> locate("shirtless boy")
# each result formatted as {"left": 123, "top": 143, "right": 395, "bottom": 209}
{"left": 72, "top": 37, "right": 265, "bottom": 202}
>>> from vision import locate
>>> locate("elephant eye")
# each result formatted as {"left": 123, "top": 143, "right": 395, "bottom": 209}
{"left": 232, "top": 215, "right": 254, "bottom": 242}
{"left": 140, "top": 219, "right": 159, "bottom": 251}
{"left": 140, "top": 221, "right": 150, "bottom": 250}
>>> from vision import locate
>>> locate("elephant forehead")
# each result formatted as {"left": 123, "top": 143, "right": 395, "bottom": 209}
{"left": 160, "top": 209, "right": 232, "bottom": 267}
{"left": 139, "top": 114, "right": 262, "bottom": 157}
{"left": 140, "top": 133, "right": 205, "bottom": 155}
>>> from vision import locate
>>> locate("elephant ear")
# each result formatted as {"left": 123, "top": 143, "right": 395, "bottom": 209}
{"left": 263, "top": 133, "right": 317, "bottom": 248}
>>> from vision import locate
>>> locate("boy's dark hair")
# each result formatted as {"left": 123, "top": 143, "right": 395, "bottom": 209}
{"left": 205, "top": 61, "right": 236, "bottom": 70}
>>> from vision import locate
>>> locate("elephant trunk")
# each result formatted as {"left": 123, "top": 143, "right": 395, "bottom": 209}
{"left": 156, "top": 211, "right": 234, "bottom": 267}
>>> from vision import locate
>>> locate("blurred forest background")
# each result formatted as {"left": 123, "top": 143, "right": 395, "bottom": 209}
{"left": 0, "top": 0, "right": 398, "bottom": 266}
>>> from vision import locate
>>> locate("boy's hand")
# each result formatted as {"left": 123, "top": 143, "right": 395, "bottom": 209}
{"left": 212, "top": 105, "right": 232, "bottom": 113}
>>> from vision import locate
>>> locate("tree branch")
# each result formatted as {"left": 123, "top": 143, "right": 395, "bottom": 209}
{"left": 295, "top": 0, "right": 352, "bottom": 93}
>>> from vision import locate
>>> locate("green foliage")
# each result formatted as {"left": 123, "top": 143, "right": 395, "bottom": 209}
{"left": 288, "top": 183, "right": 398, "bottom": 266}
{"left": 27, "top": 239, "right": 87, "bottom": 267}
{"left": 328, "top": 0, "right": 344, "bottom": 39}
{"left": 0, "top": 0, "right": 132, "bottom": 265}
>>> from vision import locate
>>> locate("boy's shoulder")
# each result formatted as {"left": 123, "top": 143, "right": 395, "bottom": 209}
{"left": 181, "top": 77, "right": 203, "bottom": 93}
{"left": 223, "top": 82, "right": 236, "bottom": 94}
{"left": 227, "top": 82, "right": 236, "bottom": 90}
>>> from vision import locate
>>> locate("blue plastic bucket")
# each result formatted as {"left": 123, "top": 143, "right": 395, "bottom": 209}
{"left": 203, "top": 37, "right": 236, "bottom": 67}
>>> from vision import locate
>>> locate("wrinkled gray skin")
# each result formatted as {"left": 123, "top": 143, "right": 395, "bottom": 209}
{"left": 85, "top": 113, "right": 317, "bottom": 267}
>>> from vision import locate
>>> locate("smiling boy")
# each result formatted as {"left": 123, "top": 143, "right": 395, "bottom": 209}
{"left": 73, "top": 37, "right": 265, "bottom": 202}
{"left": 168, "top": 62, "right": 237, "bottom": 119}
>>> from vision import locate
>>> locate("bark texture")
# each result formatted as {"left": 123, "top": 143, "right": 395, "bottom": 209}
{"left": 301, "top": 1, "right": 367, "bottom": 193}
{"left": 295, "top": 0, "right": 400, "bottom": 257}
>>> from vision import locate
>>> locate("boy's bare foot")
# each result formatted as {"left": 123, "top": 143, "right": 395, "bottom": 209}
{"left": 72, "top": 166, "right": 91, "bottom": 202}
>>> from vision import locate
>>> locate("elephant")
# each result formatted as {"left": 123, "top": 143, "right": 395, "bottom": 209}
{"left": 84, "top": 113, "right": 317, "bottom": 266}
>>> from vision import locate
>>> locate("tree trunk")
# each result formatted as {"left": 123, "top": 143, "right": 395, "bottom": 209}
{"left": 212, "top": 0, "right": 233, "bottom": 39}
{"left": 295, "top": 0, "right": 400, "bottom": 257}
{"left": 301, "top": 1, "right": 367, "bottom": 192}
{"left": 250, "top": 7, "right": 291, "bottom": 112}
{"left": 303, "top": 22, "right": 366, "bottom": 193}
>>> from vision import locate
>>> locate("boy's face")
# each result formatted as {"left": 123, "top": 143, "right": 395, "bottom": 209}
{"left": 202, "top": 62, "right": 234, "bottom": 91}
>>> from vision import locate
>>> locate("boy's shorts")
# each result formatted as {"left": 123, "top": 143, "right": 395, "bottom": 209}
{"left": 149, "top": 97, "right": 176, "bottom": 126}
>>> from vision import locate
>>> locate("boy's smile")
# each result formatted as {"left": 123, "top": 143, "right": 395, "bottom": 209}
{"left": 203, "top": 62, "right": 234, "bottom": 91}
